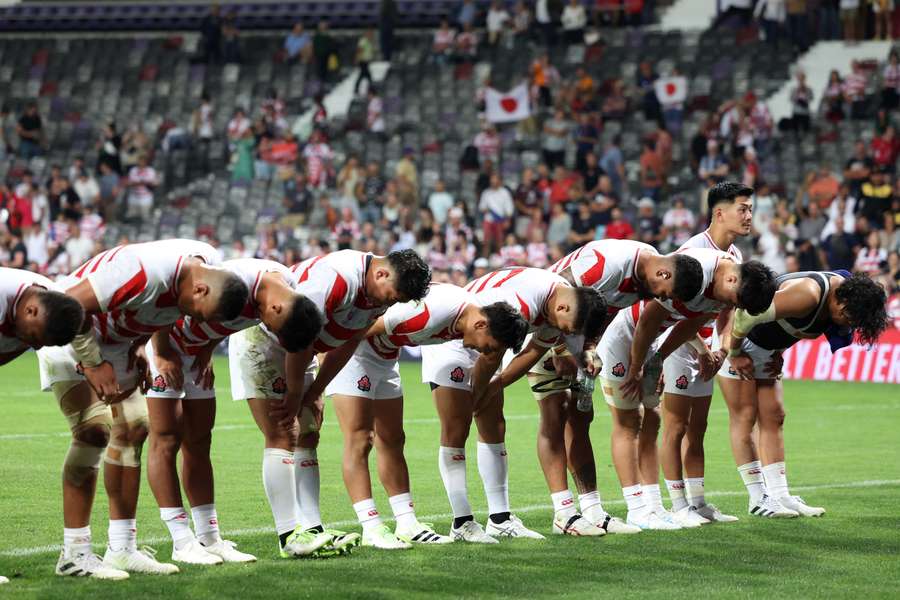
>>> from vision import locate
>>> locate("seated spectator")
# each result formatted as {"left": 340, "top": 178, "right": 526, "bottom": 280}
{"left": 859, "top": 166, "right": 893, "bottom": 230}
{"left": 479, "top": 173, "right": 514, "bottom": 256}
{"left": 854, "top": 230, "right": 887, "bottom": 275}
{"left": 882, "top": 51, "right": 900, "bottom": 110}
{"left": 601, "top": 79, "right": 628, "bottom": 121}
{"left": 791, "top": 70, "right": 814, "bottom": 134}
{"left": 547, "top": 202, "right": 572, "bottom": 247}
{"left": 820, "top": 184, "right": 857, "bottom": 240}
{"left": 285, "top": 22, "right": 313, "bottom": 63}
{"left": 803, "top": 164, "right": 840, "bottom": 209}
{"left": 636, "top": 61, "right": 661, "bottom": 123}
{"left": 548, "top": 165, "right": 577, "bottom": 207}
{"left": 600, "top": 135, "right": 625, "bottom": 199}
{"left": 222, "top": 13, "right": 241, "bottom": 64}
{"left": 798, "top": 200, "right": 828, "bottom": 243}
{"left": 636, "top": 197, "right": 664, "bottom": 248}
{"left": 842, "top": 61, "right": 868, "bottom": 119}
{"left": 561, "top": 0, "right": 587, "bottom": 44}
{"left": 698, "top": 139, "right": 729, "bottom": 187}
{"left": 486, "top": 1, "right": 511, "bottom": 46}
{"left": 605, "top": 206, "right": 635, "bottom": 240}
{"left": 660, "top": 67, "right": 686, "bottom": 136}
{"left": 843, "top": 140, "right": 873, "bottom": 197}
{"left": 574, "top": 113, "right": 600, "bottom": 173}
{"left": 568, "top": 201, "right": 596, "bottom": 248}
{"left": 455, "top": 23, "right": 479, "bottom": 62}
{"left": 542, "top": 109, "right": 570, "bottom": 169}
{"left": 334, "top": 207, "right": 361, "bottom": 250}
{"left": 499, "top": 233, "right": 526, "bottom": 266}
{"left": 871, "top": 125, "right": 900, "bottom": 174}
{"left": 53, "top": 177, "right": 82, "bottom": 220}
{"left": 336, "top": 155, "right": 364, "bottom": 211}
{"left": 16, "top": 101, "right": 44, "bottom": 159}
{"left": 395, "top": 148, "right": 419, "bottom": 204}
{"left": 822, "top": 216, "right": 861, "bottom": 271}
{"left": 580, "top": 151, "right": 604, "bottom": 197}
{"left": 744, "top": 92, "right": 773, "bottom": 155}
{"left": 590, "top": 175, "right": 617, "bottom": 235}
{"left": 741, "top": 147, "right": 760, "bottom": 188}
{"left": 261, "top": 88, "right": 288, "bottom": 134}
{"left": 531, "top": 53, "right": 559, "bottom": 108}
{"left": 73, "top": 169, "right": 100, "bottom": 210}
{"left": 662, "top": 196, "right": 696, "bottom": 250}
{"left": 639, "top": 138, "right": 664, "bottom": 201}
{"left": 227, "top": 107, "right": 251, "bottom": 150}
{"left": 65, "top": 222, "right": 96, "bottom": 269}
{"left": 526, "top": 228, "right": 549, "bottom": 267}
{"left": 432, "top": 18, "right": 456, "bottom": 62}
{"left": 282, "top": 171, "right": 314, "bottom": 225}
{"left": 752, "top": 181, "right": 779, "bottom": 233}
{"left": 121, "top": 124, "right": 150, "bottom": 172}
{"left": 824, "top": 69, "right": 845, "bottom": 121}
{"left": 303, "top": 130, "right": 334, "bottom": 188}
{"left": 473, "top": 124, "right": 501, "bottom": 164}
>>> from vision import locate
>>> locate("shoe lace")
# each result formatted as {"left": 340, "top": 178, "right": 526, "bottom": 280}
{"left": 137, "top": 545, "right": 159, "bottom": 560}
{"left": 81, "top": 552, "right": 106, "bottom": 571}
{"left": 415, "top": 521, "right": 437, "bottom": 533}
{"left": 791, "top": 495, "right": 806, "bottom": 504}
{"left": 462, "top": 520, "right": 482, "bottom": 534}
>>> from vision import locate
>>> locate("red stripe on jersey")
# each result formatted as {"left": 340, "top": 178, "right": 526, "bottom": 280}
{"left": 387, "top": 333, "right": 413, "bottom": 347}
{"left": 107, "top": 245, "right": 124, "bottom": 263}
{"left": 631, "top": 302, "right": 641, "bottom": 324}
{"left": 472, "top": 271, "right": 499, "bottom": 293}
{"left": 516, "top": 293, "right": 531, "bottom": 321}
{"left": 206, "top": 321, "right": 236, "bottom": 337}
{"left": 618, "top": 277, "right": 636, "bottom": 293}
{"left": 392, "top": 305, "right": 430, "bottom": 335}
{"left": 698, "top": 326, "right": 714, "bottom": 338}
{"left": 492, "top": 268, "right": 525, "bottom": 289}
{"left": 323, "top": 319, "right": 360, "bottom": 341}
{"left": 579, "top": 250, "right": 607, "bottom": 287}
{"left": 107, "top": 268, "right": 148, "bottom": 311}
{"left": 122, "top": 310, "right": 159, "bottom": 334}
{"left": 313, "top": 339, "right": 336, "bottom": 353}
{"left": 296, "top": 256, "right": 324, "bottom": 282}
{"left": 324, "top": 275, "right": 348, "bottom": 318}
{"left": 671, "top": 299, "right": 704, "bottom": 319}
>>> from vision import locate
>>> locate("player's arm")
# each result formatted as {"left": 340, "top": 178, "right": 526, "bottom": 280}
{"left": 470, "top": 349, "right": 505, "bottom": 404}
{"left": 271, "top": 345, "right": 316, "bottom": 429}
{"left": 0, "top": 348, "right": 29, "bottom": 366}
{"left": 621, "top": 300, "right": 669, "bottom": 399}
{"left": 149, "top": 327, "right": 184, "bottom": 390}
{"left": 305, "top": 336, "right": 364, "bottom": 402}
{"left": 190, "top": 339, "right": 220, "bottom": 389}
{"left": 63, "top": 278, "right": 120, "bottom": 400}
{"left": 364, "top": 317, "right": 387, "bottom": 339}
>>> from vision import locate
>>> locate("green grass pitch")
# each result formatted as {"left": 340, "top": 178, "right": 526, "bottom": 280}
{"left": 0, "top": 354, "right": 898, "bottom": 599}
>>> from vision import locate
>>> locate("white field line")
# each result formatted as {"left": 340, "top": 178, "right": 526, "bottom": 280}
{"left": 2, "top": 402, "right": 898, "bottom": 442}
{"left": 1, "top": 479, "right": 897, "bottom": 558}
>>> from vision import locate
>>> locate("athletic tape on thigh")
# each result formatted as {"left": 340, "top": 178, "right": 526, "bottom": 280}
{"left": 106, "top": 388, "right": 148, "bottom": 467}
{"left": 527, "top": 372, "right": 572, "bottom": 400}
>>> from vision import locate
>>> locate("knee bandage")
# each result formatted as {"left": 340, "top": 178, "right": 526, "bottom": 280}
{"left": 64, "top": 441, "right": 106, "bottom": 486}
{"left": 106, "top": 388, "right": 149, "bottom": 468}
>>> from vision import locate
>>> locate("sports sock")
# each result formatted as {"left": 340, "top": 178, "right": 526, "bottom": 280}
{"left": 63, "top": 526, "right": 92, "bottom": 556}
{"left": 665, "top": 479, "right": 688, "bottom": 511}
{"left": 551, "top": 490, "right": 577, "bottom": 520}
{"left": 353, "top": 498, "right": 382, "bottom": 532}
{"left": 293, "top": 447, "right": 322, "bottom": 530}
{"left": 762, "top": 461, "right": 789, "bottom": 498}
{"left": 477, "top": 442, "right": 509, "bottom": 518}
{"left": 643, "top": 483, "right": 664, "bottom": 512}
{"left": 160, "top": 507, "right": 195, "bottom": 551}
{"left": 452, "top": 516, "right": 474, "bottom": 529}
{"left": 622, "top": 485, "right": 646, "bottom": 513}
{"left": 262, "top": 448, "right": 299, "bottom": 537}
{"left": 578, "top": 491, "right": 605, "bottom": 523}
{"left": 108, "top": 519, "right": 137, "bottom": 553}
{"left": 388, "top": 493, "right": 418, "bottom": 530}
{"left": 738, "top": 461, "right": 766, "bottom": 504}
{"left": 438, "top": 446, "right": 472, "bottom": 519}
{"left": 685, "top": 477, "right": 705, "bottom": 507}
{"left": 191, "top": 503, "right": 221, "bottom": 546}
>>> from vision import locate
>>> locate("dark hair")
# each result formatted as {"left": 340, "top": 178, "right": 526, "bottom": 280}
{"left": 214, "top": 274, "right": 250, "bottom": 322}
{"left": 737, "top": 261, "right": 777, "bottom": 315}
{"left": 573, "top": 287, "right": 608, "bottom": 340}
{"left": 38, "top": 290, "right": 85, "bottom": 346}
{"left": 672, "top": 254, "right": 704, "bottom": 302}
{"left": 707, "top": 181, "right": 754, "bottom": 215}
{"left": 278, "top": 294, "right": 324, "bottom": 353}
{"left": 835, "top": 273, "right": 888, "bottom": 346}
{"left": 387, "top": 249, "right": 431, "bottom": 301}
{"left": 482, "top": 302, "right": 529, "bottom": 353}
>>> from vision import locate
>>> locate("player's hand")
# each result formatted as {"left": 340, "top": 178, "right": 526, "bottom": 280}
{"left": 191, "top": 346, "right": 216, "bottom": 390}
{"left": 269, "top": 392, "right": 300, "bottom": 430}
{"left": 620, "top": 367, "right": 643, "bottom": 401}
{"left": 83, "top": 361, "right": 121, "bottom": 403}
{"left": 698, "top": 349, "right": 726, "bottom": 381}
{"left": 299, "top": 390, "right": 325, "bottom": 431}
{"left": 582, "top": 349, "right": 601, "bottom": 378}
{"left": 655, "top": 372, "right": 665, "bottom": 395}
{"left": 552, "top": 354, "right": 579, "bottom": 378}
{"left": 153, "top": 350, "right": 184, "bottom": 391}
{"left": 730, "top": 353, "right": 755, "bottom": 380}
{"left": 764, "top": 351, "right": 784, "bottom": 378}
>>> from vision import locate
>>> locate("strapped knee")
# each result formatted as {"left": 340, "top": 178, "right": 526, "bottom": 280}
{"left": 64, "top": 440, "right": 106, "bottom": 486}
{"left": 106, "top": 388, "right": 149, "bottom": 468}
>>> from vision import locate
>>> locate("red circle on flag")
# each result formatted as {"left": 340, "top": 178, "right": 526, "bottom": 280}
{"left": 665, "top": 82, "right": 676, "bottom": 97}
{"left": 501, "top": 98, "right": 518, "bottom": 112}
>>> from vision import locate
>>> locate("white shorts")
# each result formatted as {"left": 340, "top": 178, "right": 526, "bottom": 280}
{"left": 662, "top": 343, "right": 713, "bottom": 398}
{"left": 325, "top": 341, "right": 402, "bottom": 400}
{"left": 596, "top": 317, "right": 660, "bottom": 410}
{"left": 421, "top": 339, "right": 479, "bottom": 391}
{"left": 38, "top": 341, "right": 140, "bottom": 392}
{"left": 525, "top": 346, "right": 574, "bottom": 401}
{"left": 719, "top": 338, "right": 783, "bottom": 381}
{"left": 228, "top": 324, "right": 317, "bottom": 400}
{"left": 144, "top": 341, "right": 216, "bottom": 400}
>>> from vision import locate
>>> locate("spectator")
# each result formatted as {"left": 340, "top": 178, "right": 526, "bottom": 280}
{"left": 191, "top": 92, "right": 215, "bottom": 171}
{"left": 601, "top": 79, "right": 628, "bottom": 121}
{"left": 523, "top": 228, "right": 547, "bottom": 267}
{"left": 0, "top": 104, "right": 9, "bottom": 161}
{"left": 542, "top": 109, "right": 570, "bottom": 169}
{"left": 639, "top": 138, "right": 664, "bottom": 201}
{"left": 479, "top": 173, "right": 514, "bottom": 255}
{"left": 636, "top": 61, "right": 661, "bottom": 123}
{"left": 97, "top": 122, "right": 122, "bottom": 174}
{"left": 336, "top": 155, "right": 364, "bottom": 213}
{"left": 473, "top": 124, "right": 501, "bottom": 164}
{"left": 303, "top": 130, "right": 334, "bottom": 188}
{"left": 531, "top": 53, "right": 559, "bottom": 108}
{"left": 53, "top": 177, "right": 82, "bottom": 220}
{"left": 662, "top": 196, "right": 696, "bottom": 250}
{"left": 798, "top": 199, "right": 828, "bottom": 242}
{"left": 231, "top": 129, "right": 255, "bottom": 185}
{"left": 842, "top": 140, "right": 872, "bottom": 199}
{"left": 365, "top": 88, "right": 385, "bottom": 136}
{"left": 23, "top": 223, "right": 49, "bottom": 271}
{"left": 65, "top": 222, "right": 96, "bottom": 269}
{"left": 455, "top": 23, "right": 479, "bottom": 62}
{"left": 513, "top": 167, "right": 542, "bottom": 237}
{"left": 822, "top": 215, "right": 861, "bottom": 271}
{"left": 871, "top": 125, "right": 900, "bottom": 174}
{"left": 741, "top": 147, "right": 760, "bottom": 188}
{"left": 334, "top": 207, "right": 362, "bottom": 250}
{"left": 548, "top": 165, "right": 577, "bottom": 207}
{"left": 569, "top": 201, "right": 597, "bottom": 247}
{"left": 16, "top": 102, "right": 44, "bottom": 159}
{"left": 698, "top": 139, "right": 729, "bottom": 187}
{"left": 97, "top": 161, "right": 121, "bottom": 222}
{"left": 309, "top": 193, "right": 338, "bottom": 232}
{"left": 605, "top": 206, "right": 635, "bottom": 240}
{"left": 227, "top": 107, "right": 251, "bottom": 151}
{"left": 547, "top": 202, "right": 572, "bottom": 247}
{"left": 854, "top": 230, "right": 887, "bottom": 275}
{"left": 636, "top": 197, "right": 664, "bottom": 248}
{"left": 660, "top": 67, "right": 686, "bottom": 136}
{"left": 785, "top": 0, "right": 808, "bottom": 52}
{"left": 805, "top": 163, "right": 840, "bottom": 209}
{"left": 561, "top": 0, "right": 587, "bottom": 44}
{"left": 355, "top": 29, "right": 376, "bottom": 96}
{"left": 574, "top": 113, "right": 600, "bottom": 173}
{"left": 821, "top": 183, "right": 857, "bottom": 239}
{"left": 73, "top": 169, "right": 100, "bottom": 210}
{"left": 486, "top": 1, "right": 511, "bottom": 46}
{"left": 222, "top": 13, "right": 241, "bottom": 63}
{"left": 124, "top": 155, "right": 157, "bottom": 220}
{"left": 428, "top": 179, "right": 455, "bottom": 226}
{"left": 823, "top": 69, "right": 845, "bottom": 121}
{"left": 261, "top": 88, "right": 287, "bottom": 135}
{"left": 313, "top": 21, "right": 336, "bottom": 83}
{"left": 457, "top": 0, "right": 478, "bottom": 28}
{"left": 312, "top": 92, "right": 328, "bottom": 126}
{"left": 874, "top": 0, "right": 892, "bottom": 39}
{"left": 843, "top": 61, "right": 868, "bottom": 119}
{"left": 580, "top": 151, "right": 604, "bottom": 197}
{"left": 282, "top": 171, "right": 313, "bottom": 225}
{"left": 590, "top": 175, "right": 617, "bottom": 235}
{"left": 361, "top": 162, "right": 386, "bottom": 224}
{"left": 432, "top": 18, "right": 456, "bottom": 63}
{"left": 4, "top": 234, "right": 27, "bottom": 268}
{"left": 284, "top": 22, "right": 313, "bottom": 63}
{"left": 499, "top": 233, "right": 526, "bottom": 266}
{"left": 859, "top": 165, "right": 893, "bottom": 230}
{"left": 512, "top": 1, "right": 532, "bottom": 40}
{"left": 600, "top": 135, "right": 625, "bottom": 199}
{"left": 199, "top": 4, "right": 223, "bottom": 62}
{"left": 755, "top": 0, "right": 786, "bottom": 47}
{"left": 791, "top": 70, "right": 813, "bottom": 134}
{"left": 752, "top": 180, "right": 779, "bottom": 232}
{"left": 395, "top": 147, "right": 419, "bottom": 204}
{"left": 882, "top": 51, "right": 900, "bottom": 111}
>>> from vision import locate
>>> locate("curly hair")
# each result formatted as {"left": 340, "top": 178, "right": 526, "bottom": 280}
{"left": 482, "top": 302, "right": 529, "bottom": 353}
{"left": 574, "top": 287, "right": 608, "bottom": 341}
{"left": 278, "top": 294, "right": 325, "bottom": 353}
{"left": 672, "top": 254, "right": 704, "bottom": 302}
{"left": 387, "top": 249, "right": 432, "bottom": 302}
{"left": 835, "top": 273, "right": 888, "bottom": 346}
{"left": 737, "top": 261, "right": 777, "bottom": 315}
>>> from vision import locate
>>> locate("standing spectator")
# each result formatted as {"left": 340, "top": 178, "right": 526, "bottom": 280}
{"left": 791, "top": 70, "right": 814, "bottom": 134}
{"left": 804, "top": 163, "right": 840, "bottom": 209}
{"left": 97, "top": 122, "right": 122, "bottom": 174}
{"left": 361, "top": 162, "right": 386, "bottom": 224}
{"left": 514, "top": 167, "right": 543, "bottom": 237}
{"left": 65, "top": 222, "right": 96, "bottom": 269}
{"left": 547, "top": 202, "right": 572, "bottom": 247}
{"left": 819, "top": 0, "right": 841, "bottom": 39}
{"left": 512, "top": 1, "right": 532, "bottom": 40}
{"left": 395, "top": 147, "right": 419, "bottom": 205}
{"left": 797, "top": 200, "right": 828, "bottom": 242}
{"left": 313, "top": 21, "right": 336, "bottom": 83}
{"left": 698, "top": 139, "right": 729, "bottom": 186}
{"left": 380, "top": 0, "right": 397, "bottom": 60}
{"left": 479, "top": 173, "right": 514, "bottom": 255}
{"left": 222, "top": 13, "right": 241, "bottom": 63}
{"left": 742, "top": 147, "right": 760, "bottom": 188}
{"left": 756, "top": 0, "right": 786, "bottom": 46}
{"left": 432, "top": 18, "right": 456, "bottom": 63}
{"left": 662, "top": 196, "right": 696, "bottom": 249}
{"left": 535, "top": 0, "right": 556, "bottom": 46}
{"left": 874, "top": 0, "right": 892, "bottom": 39}
{"left": 843, "top": 61, "right": 868, "bottom": 120}
{"left": 334, "top": 207, "right": 362, "bottom": 250}
{"left": 639, "top": 138, "right": 664, "bottom": 201}
{"left": 824, "top": 69, "right": 845, "bottom": 121}
{"left": 531, "top": 54, "right": 557, "bottom": 108}
{"left": 548, "top": 165, "right": 576, "bottom": 207}
{"left": 881, "top": 51, "right": 900, "bottom": 110}
{"left": 282, "top": 171, "right": 314, "bottom": 226}
{"left": 840, "top": 0, "right": 860, "bottom": 41}
{"left": 191, "top": 92, "right": 215, "bottom": 171}
{"left": 600, "top": 134, "right": 625, "bottom": 199}
{"left": 568, "top": 201, "right": 597, "bottom": 248}
{"left": 636, "top": 61, "right": 661, "bottom": 123}
{"left": 97, "top": 161, "right": 121, "bottom": 222}
{"left": 486, "top": 1, "right": 511, "bottom": 46}
{"left": 336, "top": 155, "right": 364, "bottom": 214}
{"left": 601, "top": 79, "right": 628, "bottom": 120}
{"left": 125, "top": 155, "right": 158, "bottom": 220}
{"left": 604, "top": 206, "right": 635, "bottom": 240}
{"left": 73, "top": 169, "right": 100, "bottom": 210}
{"left": 636, "top": 197, "right": 664, "bottom": 248}
{"left": 428, "top": 179, "right": 455, "bottom": 225}
{"left": 23, "top": 223, "right": 49, "bottom": 271}
{"left": 844, "top": 140, "right": 873, "bottom": 197}
{"left": 226, "top": 107, "right": 251, "bottom": 151}
{"left": 871, "top": 125, "right": 900, "bottom": 174}
{"left": 854, "top": 231, "right": 887, "bottom": 275}
{"left": 199, "top": 4, "right": 222, "bottom": 63}
{"left": 284, "top": 22, "right": 313, "bottom": 63}
{"left": 354, "top": 29, "right": 376, "bottom": 96}
{"left": 660, "top": 67, "right": 686, "bottom": 136}
{"left": 590, "top": 175, "right": 617, "bottom": 235}
{"left": 457, "top": 0, "right": 478, "bottom": 29}
{"left": 580, "top": 151, "right": 603, "bottom": 197}
{"left": 745, "top": 92, "right": 773, "bottom": 155}
{"left": 16, "top": 102, "right": 44, "bottom": 159}
{"left": 473, "top": 124, "right": 501, "bottom": 164}
{"left": 821, "top": 216, "right": 860, "bottom": 271}
{"left": 54, "top": 178, "right": 82, "bottom": 220}
{"left": 542, "top": 109, "right": 570, "bottom": 169}
{"left": 303, "top": 130, "right": 334, "bottom": 188}
{"left": 454, "top": 23, "right": 479, "bottom": 62}
{"left": 561, "top": 0, "right": 587, "bottom": 44}
{"left": 859, "top": 166, "right": 893, "bottom": 230}
{"left": 261, "top": 88, "right": 287, "bottom": 134}
{"left": 574, "top": 113, "right": 599, "bottom": 173}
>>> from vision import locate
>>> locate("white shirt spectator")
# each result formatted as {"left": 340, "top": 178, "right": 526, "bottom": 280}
{"left": 527, "top": 241, "right": 549, "bottom": 267}
{"left": 80, "top": 212, "right": 105, "bottom": 241}
{"left": 479, "top": 186, "right": 514, "bottom": 222}
{"left": 197, "top": 102, "right": 214, "bottom": 139}
{"left": 74, "top": 175, "right": 100, "bottom": 208}
{"left": 561, "top": 4, "right": 587, "bottom": 31}
{"left": 487, "top": 6, "right": 510, "bottom": 33}
{"left": 127, "top": 165, "right": 158, "bottom": 209}
{"left": 429, "top": 190, "right": 455, "bottom": 224}
{"left": 227, "top": 114, "right": 251, "bottom": 140}
{"left": 662, "top": 205, "right": 696, "bottom": 248}
{"left": 473, "top": 130, "right": 501, "bottom": 162}
{"left": 31, "top": 191, "right": 49, "bottom": 227}
{"left": 367, "top": 96, "right": 384, "bottom": 133}
{"left": 24, "top": 228, "right": 49, "bottom": 268}
{"left": 433, "top": 27, "right": 456, "bottom": 52}
{"left": 854, "top": 247, "right": 887, "bottom": 275}
{"left": 65, "top": 233, "right": 95, "bottom": 268}
{"left": 536, "top": 0, "right": 550, "bottom": 23}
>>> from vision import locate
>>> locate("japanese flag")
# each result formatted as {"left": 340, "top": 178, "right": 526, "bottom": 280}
{"left": 485, "top": 83, "right": 531, "bottom": 124}
{"left": 654, "top": 76, "right": 687, "bottom": 106}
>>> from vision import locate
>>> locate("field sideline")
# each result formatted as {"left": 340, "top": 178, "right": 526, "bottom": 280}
{"left": 0, "top": 354, "right": 898, "bottom": 599}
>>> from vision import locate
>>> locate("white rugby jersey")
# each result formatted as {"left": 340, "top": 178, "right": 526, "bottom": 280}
{"left": 548, "top": 239, "right": 656, "bottom": 311}
{"left": 368, "top": 283, "right": 472, "bottom": 359}
{"left": 289, "top": 250, "right": 387, "bottom": 354}
{"left": 464, "top": 267, "right": 564, "bottom": 348}
{"left": 0, "top": 268, "right": 55, "bottom": 353}
{"left": 59, "top": 239, "right": 221, "bottom": 345}
{"left": 678, "top": 230, "right": 742, "bottom": 341}
{"left": 170, "top": 259, "right": 293, "bottom": 355}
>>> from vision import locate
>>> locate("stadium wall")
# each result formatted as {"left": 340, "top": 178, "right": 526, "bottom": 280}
{"left": 782, "top": 330, "right": 900, "bottom": 384}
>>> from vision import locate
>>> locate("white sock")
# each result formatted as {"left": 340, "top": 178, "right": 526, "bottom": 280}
{"left": 762, "top": 461, "right": 789, "bottom": 498}
{"left": 738, "top": 461, "right": 766, "bottom": 504}
{"left": 191, "top": 504, "right": 220, "bottom": 546}
{"left": 476, "top": 442, "right": 509, "bottom": 517}
{"left": 665, "top": 479, "right": 688, "bottom": 511}
{"left": 108, "top": 519, "right": 137, "bottom": 553}
{"left": 551, "top": 490, "right": 577, "bottom": 520}
{"left": 160, "top": 507, "right": 195, "bottom": 550}
{"left": 63, "top": 526, "right": 92, "bottom": 556}
{"left": 262, "top": 448, "right": 299, "bottom": 535}
{"left": 293, "top": 447, "right": 321, "bottom": 530}
{"left": 438, "top": 446, "right": 471, "bottom": 518}
{"left": 643, "top": 483, "right": 664, "bottom": 512}
{"left": 623, "top": 484, "right": 646, "bottom": 513}
{"left": 578, "top": 491, "right": 605, "bottom": 522}
{"left": 353, "top": 498, "right": 382, "bottom": 532}
{"left": 388, "top": 493, "right": 418, "bottom": 530}
{"left": 685, "top": 477, "right": 705, "bottom": 507}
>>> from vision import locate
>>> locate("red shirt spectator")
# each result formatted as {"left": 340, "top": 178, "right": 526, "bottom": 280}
{"left": 549, "top": 167, "right": 577, "bottom": 205}
{"left": 604, "top": 207, "right": 634, "bottom": 239}
{"left": 871, "top": 126, "right": 900, "bottom": 169}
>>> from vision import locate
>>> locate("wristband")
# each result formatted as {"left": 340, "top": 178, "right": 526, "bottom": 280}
{"left": 732, "top": 301, "right": 777, "bottom": 339}
{"left": 72, "top": 331, "right": 103, "bottom": 368}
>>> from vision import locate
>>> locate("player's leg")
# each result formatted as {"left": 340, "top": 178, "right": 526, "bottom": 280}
{"left": 476, "top": 386, "right": 544, "bottom": 540}
{"left": 181, "top": 396, "right": 256, "bottom": 562}
{"left": 53, "top": 380, "right": 128, "bottom": 580}
{"left": 103, "top": 388, "right": 178, "bottom": 574}
{"left": 757, "top": 380, "right": 824, "bottom": 517}
{"left": 660, "top": 392, "right": 697, "bottom": 524}
{"left": 637, "top": 405, "right": 673, "bottom": 523}
{"left": 682, "top": 394, "right": 736, "bottom": 522}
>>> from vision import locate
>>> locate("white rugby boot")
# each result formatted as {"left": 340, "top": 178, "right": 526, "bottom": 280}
{"left": 777, "top": 495, "right": 825, "bottom": 517}
{"left": 396, "top": 521, "right": 454, "bottom": 545}
{"left": 202, "top": 539, "right": 257, "bottom": 562}
{"left": 749, "top": 494, "right": 799, "bottom": 518}
{"left": 626, "top": 509, "right": 682, "bottom": 531}
{"left": 55, "top": 549, "right": 129, "bottom": 580}
{"left": 450, "top": 520, "right": 498, "bottom": 544}
{"left": 670, "top": 506, "right": 710, "bottom": 528}
{"left": 587, "top": 512, "right": 642, "bottom": 534}
{"left": 361, "top": 524, "right": 412, "bottom": 550}
{"left": 694, "top": 503, "right": 739, "bottom": 523}
{"left": 485, "top": 515, "right": 545, "bottom": 539}
{"left": 552, "top": 514, "right": 606, "bottom": 536}
{"left": 103, "top": 545, "right": 179, "bottom": 574}
{"left": 171, "top": 539, "right": 224, "bottom": 565}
